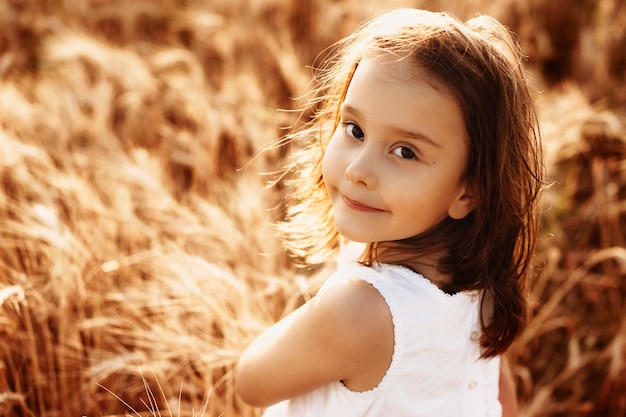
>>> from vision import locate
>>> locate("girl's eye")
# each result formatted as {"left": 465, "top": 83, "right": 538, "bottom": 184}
{"left": 344, "top": 122, "right": 364, "bottom": 140}
{"left": 392, "top": 146, "right": 418, "bottom": 160}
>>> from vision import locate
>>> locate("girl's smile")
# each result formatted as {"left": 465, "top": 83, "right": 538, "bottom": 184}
{"left": 341, "top": 195, "right": 387, "bottom": 212}
{"left": 322, "top": 54, "right": 477, "bottom": 247}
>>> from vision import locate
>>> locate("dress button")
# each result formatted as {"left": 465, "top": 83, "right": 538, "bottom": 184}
{"left": 470, "top": 331, "right": 480, "bottom": 341}
{"left": 468, "top": 380, "right": 478, "bottom": 390}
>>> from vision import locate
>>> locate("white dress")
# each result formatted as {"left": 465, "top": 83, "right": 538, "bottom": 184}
{"left": 263, "top": 249, "right": 502, "bottom": 417}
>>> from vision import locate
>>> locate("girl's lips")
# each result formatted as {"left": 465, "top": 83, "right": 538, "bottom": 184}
{"left": 342, "top": 195, "right": 385, "bottom": 212}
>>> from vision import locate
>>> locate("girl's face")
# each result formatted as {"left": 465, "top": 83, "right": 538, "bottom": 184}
{"left": 322, "top": 55, "right": 476, "bottom": 245}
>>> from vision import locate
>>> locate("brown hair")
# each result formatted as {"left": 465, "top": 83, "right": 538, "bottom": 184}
{"left": 278, "top": 9, "right": 545, "bottom": 357}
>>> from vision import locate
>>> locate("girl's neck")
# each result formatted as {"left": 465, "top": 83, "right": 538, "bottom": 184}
{"left": 363, "top": 242, "right": 453, "bottom": 291}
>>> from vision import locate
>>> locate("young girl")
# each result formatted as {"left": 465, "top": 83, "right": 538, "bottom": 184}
{"left": 236, "top": 8, "right": 544, "bottom": 417}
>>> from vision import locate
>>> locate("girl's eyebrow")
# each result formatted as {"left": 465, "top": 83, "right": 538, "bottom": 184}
{"left": 390, "top": 125, "right": 442, "bottom": 149}
{"left": 341, "top": 103, "right": 442, "bottom": 149}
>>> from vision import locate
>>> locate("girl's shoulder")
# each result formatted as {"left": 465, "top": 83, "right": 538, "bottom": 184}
{"left": 236, "top": 271, "right": 394, "bottom": 406}
{"left": 313, "top": 275, "right": 394, "bottom": 391}
{"left": 317, "top": 276, "right": 393, "bottom": 348}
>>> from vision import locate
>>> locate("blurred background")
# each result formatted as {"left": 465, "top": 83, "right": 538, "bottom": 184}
{"left": 0, "top": 0, "right": 624, "bottom": 416}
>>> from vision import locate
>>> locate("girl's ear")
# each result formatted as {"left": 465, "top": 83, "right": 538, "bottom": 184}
{"left": 448, "top": 182, "right": 479, "bottom": 220}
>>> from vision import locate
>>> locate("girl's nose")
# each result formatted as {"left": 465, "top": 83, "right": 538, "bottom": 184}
{"left": 345, "top": 150, "right": 378, "bottom": 189}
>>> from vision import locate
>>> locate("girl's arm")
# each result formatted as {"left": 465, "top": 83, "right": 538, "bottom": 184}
{"left": 235, "top": 278, "right": 394, "bottom": 408}
{"left": 499, "top": 357, "right": 519, "bottom": 417}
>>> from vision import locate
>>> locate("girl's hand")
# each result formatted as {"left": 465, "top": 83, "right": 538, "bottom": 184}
{"left": 235, "top": 278, "right": 394, "bottom": 407}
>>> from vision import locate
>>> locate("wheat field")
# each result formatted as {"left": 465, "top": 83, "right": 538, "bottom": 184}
{"left": 0, "top": 0, "right": 624, "bottom": 416}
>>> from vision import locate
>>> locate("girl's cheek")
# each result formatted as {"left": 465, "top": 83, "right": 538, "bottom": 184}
{"left": 322, "top": 136, "right": 340, "bottom": 177}
{"left": 321, "top": 142, "right": 333, "bottom": 183}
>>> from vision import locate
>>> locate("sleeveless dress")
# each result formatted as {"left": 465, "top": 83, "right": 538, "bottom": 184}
{"left": 262, "top": 255, "right": 502, "bottom": 417}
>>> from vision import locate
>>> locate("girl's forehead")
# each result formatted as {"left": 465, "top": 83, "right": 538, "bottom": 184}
{"left": 352, "top": 54, "right": 458, "bottom": 104}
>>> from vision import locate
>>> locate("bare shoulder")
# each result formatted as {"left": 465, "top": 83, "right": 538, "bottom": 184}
{"left": 236, "top": 277, "right": 394, "bottom": 406}
{"left": 315, "top": 278, "right": 394, "bottom": 391}
{"left": 316, "top": 278, "right": 391, "bottom": 335}
{"left": 296, "top": 277, "right": 392, "bottom": 362}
